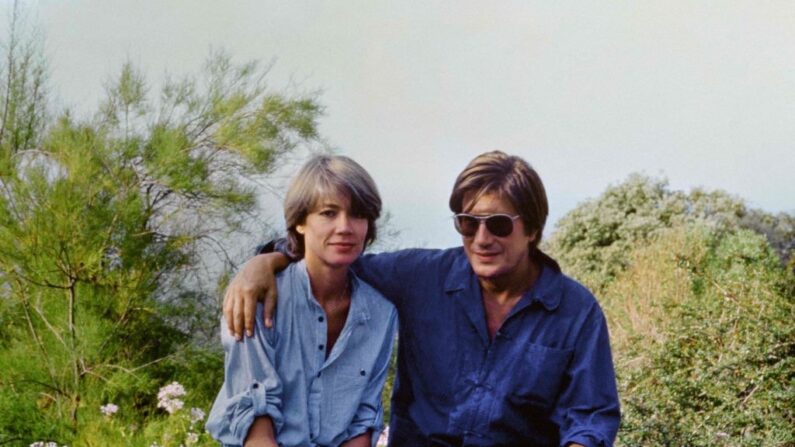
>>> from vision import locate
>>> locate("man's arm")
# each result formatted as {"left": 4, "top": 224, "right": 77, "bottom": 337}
{"left": 224, "top": 243, "right": 448, "bottom": 339}
{"left": 555, "top": 304, "right": 621, "bottom": 447}
{"left": 223, "top": 252, "right": 290, "bottom": 339}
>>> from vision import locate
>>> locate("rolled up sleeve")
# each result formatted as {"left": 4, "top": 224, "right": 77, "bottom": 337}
{"left": 555, "top": 306, "right": 621, "bottom": 447}
{"left": 344, "top": 309, "right": 398, "bottom": 446}
{"left": 206, "top": 307, "right": 284, "bottom": 445}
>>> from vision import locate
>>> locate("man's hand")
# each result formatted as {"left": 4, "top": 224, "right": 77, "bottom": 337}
{"left": 223, "top": 252, "right": 290, "bottom": 339}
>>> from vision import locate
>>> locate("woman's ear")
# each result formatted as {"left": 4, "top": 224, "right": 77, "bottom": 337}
{"left": 296, "top": 224, "right": 305, "bottom": 235}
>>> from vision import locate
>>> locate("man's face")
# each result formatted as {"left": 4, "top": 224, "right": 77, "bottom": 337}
{"left": 460, "top": 192, "right": 536, "bottom": 281}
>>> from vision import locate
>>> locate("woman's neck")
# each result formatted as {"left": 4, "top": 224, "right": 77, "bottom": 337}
{"left": 304, "top": 257, "right": 349, "bottom": 304}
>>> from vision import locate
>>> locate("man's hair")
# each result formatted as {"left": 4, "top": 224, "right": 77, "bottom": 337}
{"left": 448, "top": 150, "right": 548, "bottom": 249}
{"left": 284, "top": 155, "right": 381, "bottom": 258}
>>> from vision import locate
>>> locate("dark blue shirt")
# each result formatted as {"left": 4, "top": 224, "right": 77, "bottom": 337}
{"left": 353, "top": 247, "right": 620, "bottom": 447}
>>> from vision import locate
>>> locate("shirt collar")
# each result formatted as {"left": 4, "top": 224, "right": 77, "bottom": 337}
{"left": 444, "top": 248, "right": 564, "bottom": 312}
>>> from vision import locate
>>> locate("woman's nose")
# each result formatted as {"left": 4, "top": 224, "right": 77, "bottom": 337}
{"left": 336, "top": 213, "right": 353, "bottom": 232}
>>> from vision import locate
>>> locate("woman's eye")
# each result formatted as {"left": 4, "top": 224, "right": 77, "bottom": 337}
{"left": 319, "top": 209, "right": 337, "bottom": 217}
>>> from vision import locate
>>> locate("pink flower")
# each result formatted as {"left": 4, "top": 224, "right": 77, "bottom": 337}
{"left": 100, "top": 403, "right": 119, "bottom": 417}
{"left": 157, "top": 382, "right": 187, "bottom": 414}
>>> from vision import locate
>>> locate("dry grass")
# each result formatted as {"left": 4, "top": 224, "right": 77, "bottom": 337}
{"left": 601, "top": 227, "right": 708, "bottom": 372}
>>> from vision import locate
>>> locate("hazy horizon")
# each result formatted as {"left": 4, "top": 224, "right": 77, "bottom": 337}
{"left": 4, "top": 0, "right": 793, "bottom": 249}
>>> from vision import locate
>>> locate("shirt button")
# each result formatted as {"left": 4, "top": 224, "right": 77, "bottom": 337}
{"left": 318, "top": 344, "right": 324, "bottom": 351}
{"left": 318, "top": 316, "right": 324, "bottom": 322}
{"left": 252, "top": 383, "right": 259, "bottom": 389}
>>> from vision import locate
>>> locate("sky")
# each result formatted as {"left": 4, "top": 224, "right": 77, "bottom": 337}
{"left": 4, "top": 0, "right": 794, "bottom": 249}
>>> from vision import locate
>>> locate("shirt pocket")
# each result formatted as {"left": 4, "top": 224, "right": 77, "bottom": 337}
{"left": 509, "top": 342, "right": 573, "bottom": 410}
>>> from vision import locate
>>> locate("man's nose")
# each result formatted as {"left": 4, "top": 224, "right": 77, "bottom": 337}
{"left": 472, "top": 221, "right": 493, "bottom": 244}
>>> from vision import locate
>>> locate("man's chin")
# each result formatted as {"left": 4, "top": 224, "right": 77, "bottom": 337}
{"left": 471, "top": 265, "right": 505, "bottom": 280}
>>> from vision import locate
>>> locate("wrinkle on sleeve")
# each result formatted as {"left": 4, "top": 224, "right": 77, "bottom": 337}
{"left": 206, "top": 307, "right": 284, "bottom": 445}
{"left": 354, "top": 248, "right": 446, "bottom": 307}
{"left": 555, "top": 304, "right": 621, "bottom": 447}
{"left": 344, "top": 309, "right": 398, "bottom": 447}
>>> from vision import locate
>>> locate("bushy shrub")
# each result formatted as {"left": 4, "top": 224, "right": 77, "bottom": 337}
{"left": 604, "top": 225, "right": 794, "bottom": 446}
{"left": 545, "top": 174, "right": 794, "bottom": 292}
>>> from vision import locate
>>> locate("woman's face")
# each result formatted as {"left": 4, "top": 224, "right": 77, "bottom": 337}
{"left": 297, "top": 192, "right": 368, "bottom": 270}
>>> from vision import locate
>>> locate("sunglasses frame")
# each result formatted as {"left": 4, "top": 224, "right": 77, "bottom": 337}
{"left": 453, "top": 213, "right": 521, "bottom": 238}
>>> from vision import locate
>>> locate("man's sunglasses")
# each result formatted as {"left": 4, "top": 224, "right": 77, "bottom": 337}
{"left": 453, "top": 213, "right": 521, "bottom": 238}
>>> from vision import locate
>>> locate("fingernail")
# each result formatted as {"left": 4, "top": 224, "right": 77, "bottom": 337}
{"left": 246, "top": 330, "right": 253, "bottom": 337}
{"left": 235, "top": 333, "right": 242, "bottom": 341}
{"left": 265, "top": 318, "right": 273, "bottom": 327}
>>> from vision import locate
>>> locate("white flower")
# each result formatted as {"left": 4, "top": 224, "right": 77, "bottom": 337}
{"left": 157, "top": 382, "right": 187, "bottom": 414}
{"left": 189, "top": 407, "right": 206, "bottom": 424}
{"left": 158, "top": 397, "right": 184, "bottom": 414}
{"left": 157, "top": 382, "right": 186, "bottom": 400}
{"left": 100, "top": 403, "right": 119, "bottom": 416}
{"left": 185, "top": 432, "right": 199, "bottom": 445}
{"left": 29, "top": 443, "right": 59, "bottom": 447}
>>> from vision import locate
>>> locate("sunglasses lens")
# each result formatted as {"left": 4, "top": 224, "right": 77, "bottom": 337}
{"left": 455, "top": 215, "right": 479, "bottom": 236}
{"left": 455, "top": 214, "right": 515, "bottom": 237}
{"left": 485, "top": 215, "right": 514, "bottom": 237}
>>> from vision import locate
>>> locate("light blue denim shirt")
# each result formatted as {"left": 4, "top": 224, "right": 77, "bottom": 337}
{"left": 206, "top": 261, "right": 397, "bottom": 447}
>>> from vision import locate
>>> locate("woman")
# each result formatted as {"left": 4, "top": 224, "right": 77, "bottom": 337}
{"left": 206, "top": 155, "right": 397, "bottom": 447}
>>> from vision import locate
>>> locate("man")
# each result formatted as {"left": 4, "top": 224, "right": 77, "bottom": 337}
{"left": 225, "top": 151, "right": 620, "bottom": 446}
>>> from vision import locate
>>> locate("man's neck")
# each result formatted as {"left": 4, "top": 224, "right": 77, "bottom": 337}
{"left": 479, "top": 257, "right": 540, "bottom": 305}
{"left": 479, "top": 257, "right": 540, "bottom": 340}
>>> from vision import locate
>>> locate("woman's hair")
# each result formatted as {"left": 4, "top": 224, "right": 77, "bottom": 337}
{"left": 284, "top": 155, "right": 381, "bottom": 258}
{"left": 448, "top": 150, "right": 548, "bottom": 249}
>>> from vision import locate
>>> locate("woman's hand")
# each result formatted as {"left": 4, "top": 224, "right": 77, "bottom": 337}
{"left": 223, "top": 252, "right": 290, "bottom": 339}
{"left": 243, "top": 416, "right": 279, "bottom": 447}
{"left": 340, "top": 431, "right": 372, "bottom": 447}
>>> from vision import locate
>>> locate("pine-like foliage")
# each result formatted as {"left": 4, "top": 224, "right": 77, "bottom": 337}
{"left": 0, "top": 8, "right": 321, "bottom": 444}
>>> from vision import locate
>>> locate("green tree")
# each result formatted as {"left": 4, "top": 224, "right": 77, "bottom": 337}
{"left": 0, "top": 13, "right": 321, "bottom": 444}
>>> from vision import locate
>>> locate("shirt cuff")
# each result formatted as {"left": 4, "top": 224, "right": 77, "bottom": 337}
{"left": 226, "top": 380, "right": 284, "bottom": 443}
{"left": 562, "top": 430, "right": 608, "bottom": 447}
{"left": 345, "top": 406, "right": 383, "bottom": 447}
{"left": 255, "top": 238, "right": 298, "bottom": 261}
